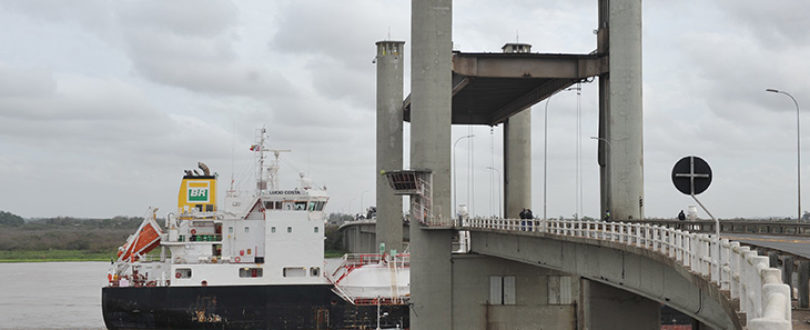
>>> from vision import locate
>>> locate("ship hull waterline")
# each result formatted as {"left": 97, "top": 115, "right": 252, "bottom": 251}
{"left": 102, "top": 284, "right": 409, "bottom": 329}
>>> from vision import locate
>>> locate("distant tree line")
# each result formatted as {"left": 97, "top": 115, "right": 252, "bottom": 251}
{"left": 0, "top": 211, "right": 25, "bottom": 226}
{"left": 0, "top": 210, "right": 142, "bottom": 252}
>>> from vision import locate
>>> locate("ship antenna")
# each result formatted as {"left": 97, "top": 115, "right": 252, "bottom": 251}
{"left": 229, "top": 121, "right": 236, "bottom": 194}
{"left": 267, "top": 148, "right": 292, "bottom": 190}
{"left": 254, "top": 128, "right": 268, "bottom": 192}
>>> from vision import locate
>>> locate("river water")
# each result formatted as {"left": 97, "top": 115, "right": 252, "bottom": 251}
{"left": 0, "top": 262, "right": 108, "bottom": 329}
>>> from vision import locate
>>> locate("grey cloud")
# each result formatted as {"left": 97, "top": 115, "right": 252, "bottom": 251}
{"left": 116, "top": 0, "right": 238, "bottom": 38}
{"left": 0, "top": 0, "right": 115, "bottom": 32}
{"left": 122, "top": 28, "right": 296, "bottom": 97}
{"left": 716, "top": 0, "right": 810, "bottom": 49}
{"left": 269, "top": 1, "right": 409, "bottom": 72}
{"left": 304, "top": 57, "right": 375, "bottom": 109}
{"left": 0, "top": 64, "right": 55, "bottom": 97}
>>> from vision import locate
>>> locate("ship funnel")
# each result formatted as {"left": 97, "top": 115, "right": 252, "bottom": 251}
{"left": 178, "top": 164, "right": 217, "bottom": 216}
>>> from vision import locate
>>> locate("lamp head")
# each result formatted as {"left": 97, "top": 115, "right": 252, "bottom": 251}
{"left": 766, "top": 89, "right": 779, "bottom": 93}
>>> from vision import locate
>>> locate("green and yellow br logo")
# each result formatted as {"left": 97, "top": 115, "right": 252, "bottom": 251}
{"left": 187, "top": 181, "right": 210, "bottom": 203}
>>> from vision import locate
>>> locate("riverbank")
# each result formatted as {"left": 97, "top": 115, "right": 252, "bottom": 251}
{"left": 0, "top": 249, "right": 116, "bottom": 263}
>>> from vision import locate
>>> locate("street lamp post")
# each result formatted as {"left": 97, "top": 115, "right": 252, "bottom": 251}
{"left": 767, "top": 89, "right": 802, "bottom": 222}
{"left": 453, "top": 134, "right": 475, "bottom": 218}
{"left": 485, "top": 166, "right": 502, "bottom": 217}
{"left": 360, "top": 190, "right": 368, "bottom": 215}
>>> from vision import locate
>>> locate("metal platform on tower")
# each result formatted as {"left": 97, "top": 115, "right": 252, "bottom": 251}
{"left": 382, "top": 169, "right": 452, "bottom": 229}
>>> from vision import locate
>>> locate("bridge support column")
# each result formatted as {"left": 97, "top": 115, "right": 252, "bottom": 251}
{"left": 410, "top": 0, "right": 453, "bottom": 328}
{"left": 783, "top": 256, "right": 794, "bottom": 297}
{"left": 597, "top": 0, "right": 644, "bottom": 220}
{"left": 375, "top": 40, "right": 405, "bottom": 252}
{"left": 502, "top": 43, "right": 533, "bottom": 220}
{"left": 800, "top": 260, "right": 809, "bottom": 308}
{"left": 503, "top": 109, "right": 531, "bottom": 219}
{"left": 582, "top": 279, "right": 659, "bottom": 330}
{"left": 769, "top": 251, "right": 779, "bottom": 268}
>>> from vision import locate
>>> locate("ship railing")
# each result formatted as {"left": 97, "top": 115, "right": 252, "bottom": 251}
{"left": 353, "top": 297, "right": 409, "bottom": 306}
{"left": 329, "top": 253, "right": 410, "bottom": 286}
{"left": 338, "top": 253, "right": 409, "bottom": 270}
{"left": 463, "top": 218, "right": 791, "bottom": 330}
{"left": 177, "top": 211, "right": 222, "bottom": 220}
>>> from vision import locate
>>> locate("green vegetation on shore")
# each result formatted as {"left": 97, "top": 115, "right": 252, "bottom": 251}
{"left": 0, "top": 213, "right": 142, "bottom": 263}
{"left": 0, "top": 249, "right": 117, "bottom": 262}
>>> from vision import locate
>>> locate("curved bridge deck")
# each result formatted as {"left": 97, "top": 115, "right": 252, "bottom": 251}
{"left": 460, "top": 218, "right": 792, "bottom": 330}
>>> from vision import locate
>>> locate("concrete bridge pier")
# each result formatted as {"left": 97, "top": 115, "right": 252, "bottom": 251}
{"left": 409, "top": 0, "right": 454, "bottom": 328}
{"left": 375, "top": 40, "right": 405, "bottom": 252}
{"left": 582, "top": 279, "right": 660, "bottom": 330}
{"left": 597, "top": 0, "right": 644, "bottom": 220}
{"left": 502, "top": 43, "right": 533, "bottom": 219}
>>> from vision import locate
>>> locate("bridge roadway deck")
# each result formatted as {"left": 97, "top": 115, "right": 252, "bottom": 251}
{"left": 460, "top": 218, "right": 795, "bottom": 329}
{"left": 722, "top": 234, "right": 810, "bottom": 259}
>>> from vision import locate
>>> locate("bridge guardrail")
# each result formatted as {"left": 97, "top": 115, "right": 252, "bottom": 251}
{"left": 615, "top": 218, "right": 810, "bottom": 236}
{"left": 462, "top": 218, "right": 791, "bottom": 330}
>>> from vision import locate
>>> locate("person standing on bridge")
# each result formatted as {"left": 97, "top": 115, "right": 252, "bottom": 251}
{"left": 604, "top": 209, "right": 611, "bottom": 222}
{"left": 519, "top": 209, "right": 527, "bottom": 231}
{"left": 678, "top": 210, "right": 686, "bottom": 221}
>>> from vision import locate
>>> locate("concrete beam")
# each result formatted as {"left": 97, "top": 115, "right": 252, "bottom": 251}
{"left": 375, "top": 40, "right": 405, "bottom": 253}
{"left": 452, "top": 53, "right": 607, "bottom": 79}
{"left": 402, "top": 53, "right": 607, "bottom": 126}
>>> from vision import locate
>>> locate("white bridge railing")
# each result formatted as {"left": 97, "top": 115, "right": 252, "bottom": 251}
{"left": 463, "top": 218, "right": 791, "bottom": 330}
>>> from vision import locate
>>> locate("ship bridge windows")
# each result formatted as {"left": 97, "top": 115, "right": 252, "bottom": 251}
{"left": 308, "top": 201, "right": 326, "bottom": 211}
{"left": 263, "top": 201, "right": 283, "bottom": 210}
{"left": 283, "top": 267, "right": 306, "bottom": 277}
{"left": 273, "top": 200, "right": 325, "bottom": 211}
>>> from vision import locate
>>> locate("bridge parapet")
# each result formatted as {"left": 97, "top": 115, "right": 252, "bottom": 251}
{"left": 621, "top": 218, "right": 810, "bottom": 236}
{"left": 462, "top": 218, "right": 791, "bottom": 329}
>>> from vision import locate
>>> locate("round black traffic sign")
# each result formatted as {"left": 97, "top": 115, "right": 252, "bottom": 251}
{"left": 671, "top": 156, "right": 712, "bottom": 195}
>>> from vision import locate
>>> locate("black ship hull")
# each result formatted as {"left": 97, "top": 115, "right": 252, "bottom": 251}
{"left": 102, "top": 284, "right": 409, "bottom": 329}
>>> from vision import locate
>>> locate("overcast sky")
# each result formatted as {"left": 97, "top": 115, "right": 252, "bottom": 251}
{"left": 1, "top": 1, "right": 808, "bottom": 220}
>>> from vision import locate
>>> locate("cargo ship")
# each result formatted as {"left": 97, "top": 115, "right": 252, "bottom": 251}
{"left": 102, "top": 130, "right": 410, "bottom": 329}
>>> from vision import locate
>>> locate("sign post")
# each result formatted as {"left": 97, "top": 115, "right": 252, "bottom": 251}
{"left": 672, "top": 156, "right": 719, "bottom": 280}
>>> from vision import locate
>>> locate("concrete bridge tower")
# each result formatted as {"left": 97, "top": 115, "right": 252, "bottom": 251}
{"left": 409, "top": 0, "right": 454, "bottom": 328}
{"left": 375, "top": 40, "right": 405, "bottom": 252}
{"left": 597, "top": 0, "right": 644, "bottom": 221}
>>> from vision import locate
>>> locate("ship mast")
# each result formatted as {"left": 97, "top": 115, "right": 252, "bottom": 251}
{"left": 254, "top": 128, "right": 268, "bottom": 191}
{"left": 267, "top": 150, "right": 291, "bottom": 190}
{"left": 252, "top": 128, "right": 291, "bottom": 192}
